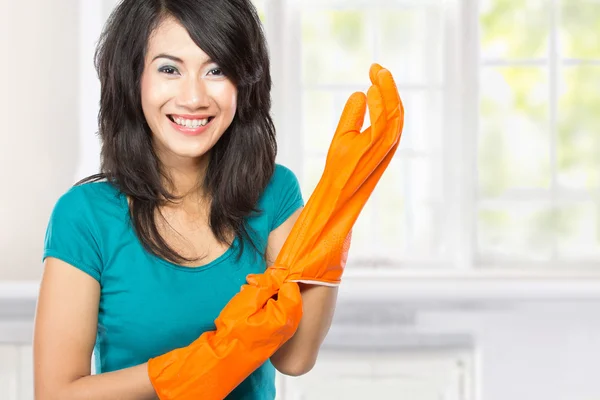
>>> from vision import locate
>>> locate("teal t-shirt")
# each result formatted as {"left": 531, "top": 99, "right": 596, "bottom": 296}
{"left": 43, "top": 164, "right": 304, "bottom": 400}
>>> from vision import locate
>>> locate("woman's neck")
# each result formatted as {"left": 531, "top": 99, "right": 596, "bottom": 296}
{"left": 159, "top": 153, "right": 210, "bottom": 213}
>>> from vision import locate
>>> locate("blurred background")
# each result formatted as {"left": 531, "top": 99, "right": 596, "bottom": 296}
{"left": 1, "top": 0, "right": 599, "bottom": 399}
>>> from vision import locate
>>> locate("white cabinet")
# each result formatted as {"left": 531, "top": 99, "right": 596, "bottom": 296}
{"left": 0, "top": 346, "right": 18, "bottom": 400}
{"left": 2, "top": 345, "right": 470, "bottom": 400}
{"left": 277, "top": 351, "right": 472, "bottom": 400}
{"left": 0, "top": 345, "right": 33, "bottom": 400}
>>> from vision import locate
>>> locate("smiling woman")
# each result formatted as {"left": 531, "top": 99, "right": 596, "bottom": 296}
{"left": 31, "top": 0, "right": 342, "bottom": 399}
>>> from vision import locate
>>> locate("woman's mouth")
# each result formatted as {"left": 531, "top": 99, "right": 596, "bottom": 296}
{"left": 167, "top": 115, "right": 215, "bottom": 136}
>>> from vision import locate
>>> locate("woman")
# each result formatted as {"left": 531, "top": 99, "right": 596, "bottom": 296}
{"left": 33, "top": 0, "right": 339, "bottom": 398}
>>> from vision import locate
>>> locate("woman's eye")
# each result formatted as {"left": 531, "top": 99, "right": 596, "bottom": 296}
{"left": 208, "top": 68, "right": 224, "bottom": 76}
{"left": 159, "top": 66, "right": 179, "bottom": 75}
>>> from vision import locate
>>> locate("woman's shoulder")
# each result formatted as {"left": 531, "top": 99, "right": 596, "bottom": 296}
{"left": 260, "top": 163, "right": 302, "bottom": 203}
{"left": 259, "top": 163, "right": 304, "bottom": 230}
{"left": 44, "top": 181, "right": 123, "bottom": 282}
{"left": 267, "top": 163, "right": 300, "bottom": 189}
{"left": 51, "top": 180, "right": 126, "bottom": 221}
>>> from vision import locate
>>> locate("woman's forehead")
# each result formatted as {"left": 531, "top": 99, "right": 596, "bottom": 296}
{"left": 146, "top": 17, "right": 211, "bottom": 65}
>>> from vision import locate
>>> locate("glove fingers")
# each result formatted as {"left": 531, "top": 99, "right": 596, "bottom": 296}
{"left": 259, "top": 282, "right": 303, "bottom": 340}
{"left": 332, "top": 91, "right": 367, "bottom": 142}
{"left": 369, "top": 63, "right": 383, "bottom": 85}
{"left": 266, "top": 281, "right": 303, "bottom": 318}
{"left": 246, "top": 272, "right": 275, "bottom": 289}
{"left": 366, "top": 84, "right": 385, "bottom": 142}
{"left": 375, "top": 67, "right": 404, "bottom": 125}
{"left": 239, "top": 279, "right": 279, "bottom": 310}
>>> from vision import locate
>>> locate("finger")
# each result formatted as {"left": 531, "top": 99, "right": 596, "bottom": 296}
{"left": 246, "top": 282, "right": 279, "bottom": 306}
{"left": 246, "top": 272, "right": 279, "bottom": 292}
{"left": 333, "top": 91, "right": 367, "bottom": 141}
{"left": 260, "top": 282, "right": 303, "bottom": 332}
{"left": 216, "top": 281, "right": 278, "bottom": 331}
{"left": 366, "top": 84, "right": 385, "bottom": 141}
{"left": 241, "top": 273, "right": 281, "bottom": 305}
{"left": 369, "top": 63, "right": 383, "bottom": 85}
{"left": 376, "top": 68, "right": 403, "bottom": 122}
{"left": 245, "top": 273, "right": 266, "bottom": 287}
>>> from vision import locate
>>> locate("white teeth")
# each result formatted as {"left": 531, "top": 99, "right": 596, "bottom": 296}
{"left": 172, "top": 116, "right": 209, "bottom": 128}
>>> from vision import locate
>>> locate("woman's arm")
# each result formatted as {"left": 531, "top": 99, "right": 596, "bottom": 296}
{"left": 33, "top": 257, "right": 158, "bottom": 400}
{"left": 270, "top": 284, "right": 338, "bottom": 376}
{"left": 267, "top": 208, "right": 339, "bottom": 376}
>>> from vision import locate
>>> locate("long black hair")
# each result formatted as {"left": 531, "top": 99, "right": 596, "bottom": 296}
{"left": 79, "top": 0, "right": 276, "bottom": 264}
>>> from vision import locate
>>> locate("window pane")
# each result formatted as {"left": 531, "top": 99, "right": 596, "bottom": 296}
{"left": 301, "top": 10, "right": 372, "bottom": 85}
{"left": 302, "top": 90, "right": 337, "bottom": 154}
{"left": 374, "top": 156, "right": 445, "bottom": 261}
{"left": 561, "top": 0, "right": 600, "bottom": 59}
{"left": 400, "top": 91, "right": 443, "bottom": 153}
{"left": 478, "top": 202, "right": 555, "bottom": 262}
{"left": 555, "top": 202, "right": 600, "bottom": 260}
{"left": 302, "top": 155, "right": 326, "bottom": 201}
{"left": 376, "top": 7, "right": 444, "bottom": 85}
{"left": 479, "top": 67, "right": 551, "bottom": 196}
{"left": 373, "top": 156, "right": 406, "bottom": 260}
{"left": 557, "top": 66, "right": 600, "bottom": 190}
{"left": 349, "top": 195, "right": 378, "bottom": 263}
{"left": 480, "top": 202, "right": 600, "bottom": 263}
{"left": 480, "top": 0, "right": 549, "bottom": 59}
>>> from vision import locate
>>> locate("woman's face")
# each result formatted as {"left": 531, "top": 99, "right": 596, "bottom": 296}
{"left": 140, "top": 17, "right": 237, "bottom": 167}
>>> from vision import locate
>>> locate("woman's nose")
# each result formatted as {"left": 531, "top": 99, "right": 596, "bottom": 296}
{"left": 177, "top": 77, "right": 210, "bottom": 110}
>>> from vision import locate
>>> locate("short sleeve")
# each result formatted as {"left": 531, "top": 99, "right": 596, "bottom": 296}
{"left": 43, "top": 186, "right": 103, "bottom": 282}
{"left": 269, "top": 164, "right": 304, "bottom": 231}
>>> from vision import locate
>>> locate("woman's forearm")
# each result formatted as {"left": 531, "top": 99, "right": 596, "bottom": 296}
{"left": 270, "top": 284, "right": 339, "bottom": 376}
{"left": 41, "top": 363, "right": 157, "bottom": 400}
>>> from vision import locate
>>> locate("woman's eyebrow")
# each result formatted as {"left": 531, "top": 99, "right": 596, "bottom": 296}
{"left": 152, "top": 53, "right": 184, "bottom": 63}
{"left": 151, "top": 53, "right": 214, "bottom": 66}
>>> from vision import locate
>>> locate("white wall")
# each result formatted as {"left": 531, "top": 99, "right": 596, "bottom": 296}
{"left": 0, "top": 0, "right": 82, "bottom": 281}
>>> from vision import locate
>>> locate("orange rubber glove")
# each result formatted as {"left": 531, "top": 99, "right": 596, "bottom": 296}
{"left": 258, "top": 63, "right": 404, "bottom": 287}
{"left": 147, "top": 272, "right": 302, "bottom": 400}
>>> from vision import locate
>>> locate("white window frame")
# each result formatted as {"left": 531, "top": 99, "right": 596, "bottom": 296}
{"left": 475, "top": 0, "right": 600, "bottom": 270}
